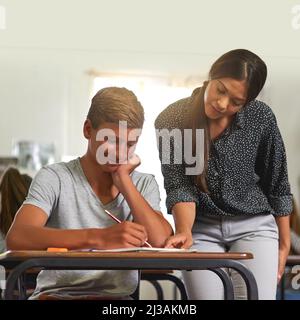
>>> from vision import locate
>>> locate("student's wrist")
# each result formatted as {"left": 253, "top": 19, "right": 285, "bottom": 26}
{"left": 114, "top": 174, "right": 133, "bottom": 194}
{"left": 116, "top": 172, "right": 131, "bottom": 183}
{"left": 86, "top": 228, "right": 104, "bottom": 248}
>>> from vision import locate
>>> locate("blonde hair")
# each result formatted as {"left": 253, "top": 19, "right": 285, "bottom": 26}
{"left": 87, "top": 87, "right": 144, "bottom": 129}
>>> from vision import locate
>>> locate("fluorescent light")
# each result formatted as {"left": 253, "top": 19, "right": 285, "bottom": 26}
{"left": 0, "top": 5, "right": 6, "bottom": 30}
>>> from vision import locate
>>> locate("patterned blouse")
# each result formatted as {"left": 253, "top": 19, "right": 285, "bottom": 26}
{"left": 155, "top": 93, "right": 293, "bottom": 218}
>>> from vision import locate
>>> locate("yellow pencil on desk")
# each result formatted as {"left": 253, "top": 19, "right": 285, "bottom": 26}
{"left": 47, "top": 247, "right": 68, "bottom": 252}
{"left": 104, "top": 209, "right": 152, "bottom": 248}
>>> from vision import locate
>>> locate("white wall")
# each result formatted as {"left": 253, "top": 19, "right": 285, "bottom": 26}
{"left": 1, "top": 0, "right": 300, "bottom": 300}
{"left": 0, "top": 0, "right": 300, "bottom": 200}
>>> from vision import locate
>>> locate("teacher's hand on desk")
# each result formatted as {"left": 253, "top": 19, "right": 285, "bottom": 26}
{"left": 164, "top": 230, "right": 193, "bottom": 249}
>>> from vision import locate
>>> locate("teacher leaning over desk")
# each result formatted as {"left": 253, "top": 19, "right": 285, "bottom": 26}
{"left": 155, "top": 49, "right": 292, "bottom": 300}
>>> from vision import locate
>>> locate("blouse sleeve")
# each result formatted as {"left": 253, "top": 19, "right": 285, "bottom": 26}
{"left": 157, "top": 133, "right": 200, "bottom": 215}
{"left": 255, "top": 112, "right": 293, "bottom": 216}
{"left": 155, "top": 97, "right": 201, "bottom": 215}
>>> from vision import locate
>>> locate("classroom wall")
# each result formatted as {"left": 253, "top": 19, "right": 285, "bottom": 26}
{"left": 0, "top": 0, "right": 300, "bottom": 201}
{"left": 1, "top": 0, "right": 300, "bottom": 300}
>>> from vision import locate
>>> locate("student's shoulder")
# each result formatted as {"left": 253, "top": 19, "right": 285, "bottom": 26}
{"left": 155, "top": 97, "right": 192, "bottom": 130}
{"left": 131, "top": 171, "right": 158, "bottom": 187}
{"left": 36, "top": 158, "right": 79, "bottom": 181}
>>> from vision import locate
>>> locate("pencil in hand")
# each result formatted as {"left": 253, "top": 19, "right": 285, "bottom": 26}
{"left": 104, "top": 209, "right": 152, "bottom": 248}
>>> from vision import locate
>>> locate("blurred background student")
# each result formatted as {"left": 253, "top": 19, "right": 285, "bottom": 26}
{"left": 0, "top": 167, "right": 32, "bottom": 253}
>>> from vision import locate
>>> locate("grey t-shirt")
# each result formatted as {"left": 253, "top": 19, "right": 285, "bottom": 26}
{"left": 23, "top": 158, "right": 161, "bottom": 299}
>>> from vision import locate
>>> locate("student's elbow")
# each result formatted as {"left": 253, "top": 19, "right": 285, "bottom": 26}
{"left": 152, "top": 223, "right": 173, "bottom": 248}
{"left": 5, "top": 231, "right": 16, "bottom": 250}
{"left": 5, "top": 227, "right": 22, "bottom": 250}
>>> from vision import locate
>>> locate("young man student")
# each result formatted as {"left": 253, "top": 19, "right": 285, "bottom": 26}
{"left": 6, "top": 87, "right": 173, "bottom": 300}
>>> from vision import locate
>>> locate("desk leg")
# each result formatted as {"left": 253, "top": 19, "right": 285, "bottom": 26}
{"left": 17, "top": 275, "right": 27, "bottom": 300}
{"left": 141, "top": 273, "right": 188, "bottom": 300}
{"left": 4, "top": 260, "right": 36, "bottom": 300}
{"left": 146, "top": 280, "right": 164, "bottom": 300}
{"left": 229, "top": 261, "right": 258, "bottom": 300}
{"left": 209, "top": 268, "right": 234, "bottom": 300}
{"left": 185, "top": 259, "right": 258, "bottom": 300}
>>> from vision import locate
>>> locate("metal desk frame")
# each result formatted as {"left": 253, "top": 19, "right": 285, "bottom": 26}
{"left": 0, "top": 251, "right": 258, "bottom": 300}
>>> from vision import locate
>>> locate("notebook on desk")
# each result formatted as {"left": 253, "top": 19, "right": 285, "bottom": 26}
{"left": 72, "top": 247, "right": 199, "bottom": 253}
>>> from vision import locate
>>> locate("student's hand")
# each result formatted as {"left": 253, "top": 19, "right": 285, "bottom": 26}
{"left": 111, "top": 154, "right": 141, "bottom": 190}
{"left": 91, "top": 221, "right": 149, "bottom": 249}
{"left": 164, "top": 230, "right": 193, "bottom": 249}
{"left": 116, "top": 154, "right": 141, "bottom": 175}
{"left": 278, "top": 247, "right": 289, "bottom": 283}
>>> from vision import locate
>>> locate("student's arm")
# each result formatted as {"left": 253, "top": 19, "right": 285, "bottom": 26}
{"left": 6, "top": 204, "right": 90, "bottom": 250}
{"left": 164, "top": 202, "right": 196, "bottom": 249}
{"left": 6, "top": 165, "right": 148, "bottom": 250}
{"left": 6, "top": 204, "right": 148, "bottom": 250}
{"left": 111, "top": 156, "right": 173, "bottom": 247}
{"left": 275, "top": 215, "right": 291, "bottom": 283}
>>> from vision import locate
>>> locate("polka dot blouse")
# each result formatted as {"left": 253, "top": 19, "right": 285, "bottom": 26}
{"left": 155, "top": 94, "right": 293, "bottom": 217}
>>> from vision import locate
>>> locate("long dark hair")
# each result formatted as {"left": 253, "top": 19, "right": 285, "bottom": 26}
{"left": 0, "top": 167, "right": 32, "bottom": 235}
{"left": 191, "top": 49, "right": 267, "bottom": 192}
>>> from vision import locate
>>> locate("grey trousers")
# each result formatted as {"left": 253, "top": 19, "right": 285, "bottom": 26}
{"left": 182, "top": 214, "right": 279, "bottom": 300}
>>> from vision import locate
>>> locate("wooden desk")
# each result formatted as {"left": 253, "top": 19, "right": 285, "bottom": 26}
{"left": 0, "top": 250, "right": 258, "bottom": 300}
